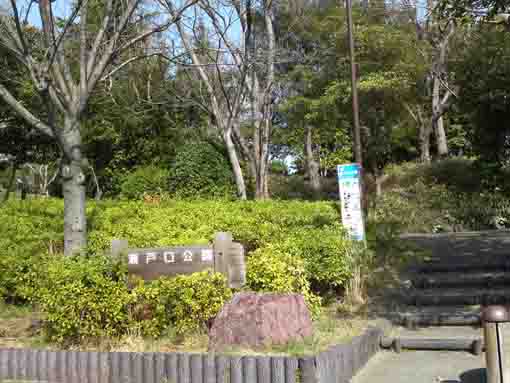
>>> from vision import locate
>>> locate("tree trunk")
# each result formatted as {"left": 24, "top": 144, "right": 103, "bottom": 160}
{"left": 2, "top": 163, "right": 17, "bottom": 203}
{"left": 419, "top": 123, "right": 432, "bottom": 163}
{"left": 435, "top": 116, "right": 448, "bottom": 157}
{"left": 305, "top": 124, "right": 321, "bottom": 198}
{"left": 430, "top": 21, "right": 455, "bottom": 159}
{"left": 432, "top": 74, "right": 449, "bottom": 158}
{"left": 224, "top": 128, "right": 247, "bottom": 200}
{"left": 255, "top": 170, "right": 267, "bottom": 199}
{"left": 375, "top": 171, "right": 389, "bottom": 198}
{"left": 255, "top": 135, "right": 270, "bottom": 200}
{"left": 62, "top": 121, "right": 87, "bottom": 255}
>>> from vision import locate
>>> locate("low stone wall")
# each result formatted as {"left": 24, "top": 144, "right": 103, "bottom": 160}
{"left": 0, "top": 327, "right": 383, "bottom": 383}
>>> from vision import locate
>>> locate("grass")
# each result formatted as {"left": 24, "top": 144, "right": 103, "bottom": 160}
{"left": 0, "top": 302, "right": 47, "bottom": 350}
{"left": 106, "top": 305, "right": 369, "bottom": 356}
{"left": 0, "top": 302, "right": 370, "bottom": 356}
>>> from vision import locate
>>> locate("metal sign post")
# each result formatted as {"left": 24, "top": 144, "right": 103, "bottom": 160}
{"left": 483, "top": 306, "right": 510, "bottom": 383}
{"left": 337, "top": 163, "right": 365, "bottom": 241}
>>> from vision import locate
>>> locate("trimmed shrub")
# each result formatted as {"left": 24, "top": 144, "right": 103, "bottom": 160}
{"left": 0, "top": 253, "right": 46, "bottom": 304}
{"left": 1, "top": 198, "right": 354, "bottom": 344}
{"left": 36, "top": 255, "right": 131, "bottom": 344}
{"left": 131, "top": 271, "right": 232, "bottom": 337}
{"left": 247, "top": 248, "right": 322, "bottom": 318}
{"left": 34, "top": 257, "right": 231, "bottom": 343}
{"left": 120, "top": 165, "right": 170, "bottom": 199}
{"left": 169, "top": 143, "right": 236, "bottom": 198}
{"left": 87, "top": 200, "right": 352, "bottom": 290}
{"left": 0, "top": 199, "right": 63, "bottom": 303}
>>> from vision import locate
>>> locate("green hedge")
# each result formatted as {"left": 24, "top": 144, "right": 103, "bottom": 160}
{"left": 87, "top": 199, "right": 351, "bottom": 290}
{"left": 37, "top": 255, "right": 132, "bottom": 344}
{"left": 0, "top": 198, "right": 354, "bottom": 343}
{"left": 33, "top": 254, "right": 231, "bottom": 344}
{"left": 131, "top": 271, "right": 232, "bottom": 337}
{"left": 0, "top": 199, "right": 352, "bottom": 292}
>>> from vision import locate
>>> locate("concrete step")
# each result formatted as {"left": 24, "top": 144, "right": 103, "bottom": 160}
{"left": 408, "top": 255, "right": 510, "bottom": 273}
{"left": 411, "top": 271, "right": 510, "bottom": 289}
{"left": 391, "top": 305, "right": 481, "bottom": 327}
{"left": 404, "top": 287, "right": 510, "bottom": 306}
{"left": 380, "top": 337, "right": 483, "bottom": 354}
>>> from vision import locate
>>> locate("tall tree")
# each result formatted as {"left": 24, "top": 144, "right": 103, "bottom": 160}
{"left": 425, "top": 1, "right": 457, "bottom": 160}
{"left": 166, "top": 0, "right": 277, "bottom": 199}
{"left": 0, "top": 0, "right": 193, "bottom": 254}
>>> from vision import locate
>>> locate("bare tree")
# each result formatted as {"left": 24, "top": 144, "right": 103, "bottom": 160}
{"left": 423, "top": 1, "right": 457, "bottom": 161}
{"left": 25, "top": 161, "right": 60, "bottom": 196}
{"left": 0, "top": 0, "right": 193, "bottom": 254}
{"left": 402, "top": 0, "right": 458, "bottom": 162}
{"left": 165, "top": 0, "right": 276, "bottom": 199}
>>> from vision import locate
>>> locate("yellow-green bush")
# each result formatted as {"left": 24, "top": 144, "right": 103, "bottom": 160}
{"left": 31, "top": 254, "right": 232, "bottom": 344}
{"left": 0, "top": 198, "right": 355, "bottom": 344}
{"left": 247, "top": 248, "right": 322, "bottom": 318}
{"left": 131, "top": 271, "right": 232, "bottom": 337}
{"left": 0, "top": 199, "right": 64, "bottom": 303}
{"left": 87, "top": 200, "right": 352, "bottom": 289}
{"left": 36, "top": 255, "right": 132, "bottom": 344}
{"left": 1, "top": 199, "right": 353, "bottom": 301}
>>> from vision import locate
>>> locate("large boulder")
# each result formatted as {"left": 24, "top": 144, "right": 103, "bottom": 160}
{"left": 208, "top": 292, "right": 313, "bottom": 351}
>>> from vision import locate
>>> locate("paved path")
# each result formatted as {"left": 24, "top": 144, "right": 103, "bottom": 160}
{"left": 352, "top": 351, "right": 485, "bottom": 383}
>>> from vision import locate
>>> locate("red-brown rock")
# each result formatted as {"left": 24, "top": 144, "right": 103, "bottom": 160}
{"left": 208, "top": 292, "right": 313, "bottom": 351}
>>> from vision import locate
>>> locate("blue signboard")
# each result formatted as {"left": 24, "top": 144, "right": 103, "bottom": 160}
{"left": 337, "top": 164, "right": 365, "bottom": 241}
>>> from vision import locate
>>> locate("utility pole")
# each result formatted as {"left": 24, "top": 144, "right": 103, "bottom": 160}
{"left": 346, "top": 0, "right": 363, "bottom": 164}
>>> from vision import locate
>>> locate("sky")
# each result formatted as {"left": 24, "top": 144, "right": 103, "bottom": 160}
{"left": 2, "top": 0, "right": 430, "bottom": 30}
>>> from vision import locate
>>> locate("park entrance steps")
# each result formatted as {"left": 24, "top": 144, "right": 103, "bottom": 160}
{"left": 393, "top": 231, "right": 510, "bottom": 329}
{"left": 373, "top": 231, "right": 510, "bottom": 354}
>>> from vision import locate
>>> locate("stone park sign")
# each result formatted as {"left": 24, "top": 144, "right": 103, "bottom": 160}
{"left": 111, "top": 232, "right": 246, "bottom": 288}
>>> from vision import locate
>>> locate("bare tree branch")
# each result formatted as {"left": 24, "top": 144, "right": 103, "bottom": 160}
{"left": 0, "top": 83, "right": 54, "bottom": 138}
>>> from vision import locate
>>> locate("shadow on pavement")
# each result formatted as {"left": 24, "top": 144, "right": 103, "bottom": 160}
{"left": 441, "top": 368, "right": 487, "bottom": 383}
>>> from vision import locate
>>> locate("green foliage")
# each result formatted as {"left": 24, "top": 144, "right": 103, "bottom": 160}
{"left": 270, "top": 160, "right": 288, "bottom": 175}
{"left": 120, "top": 165, "right": 171, "bottom": 199}
{"left": 267, "top": 225, "right": 353, "bottom": 291}
{"left": 169, "top": 143, "right": 236, "bottom": 198}
{"left": 375, "top": 161, "right": 510, "bottom": 233}
{"left": 421, "top": 158, "right": 480, "bottom": 192}
{"left": 131, "top": 271, "right": 232, "bottom": 337}
{"left": 87, "top": 199, "right": 351, "bottom": 291}
{"left": 454, "top": 26, "right": 510, "bottom": 167}
{"left": 36, "top": 255, "right": 131, "bottom": 344}
{"left": 0, "top": 198, "right": 352, "bottom": 295}
{"left": 0, "top": 253, "right": 47, "bottom": 304}
{"left": 0, "top": 199, "right": 63, "bottom": 303}
{"left": 0, "top": 198, "right": 356, "bottom": 344}
{"left": 247, "top": 249, "right": 322, "bottom": 318}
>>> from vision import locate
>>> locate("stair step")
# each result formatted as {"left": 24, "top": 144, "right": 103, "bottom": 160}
{"left": 380, "top": 336, "right": 483, "bottom": 354}
{"left": 408, "top": 255, "right": 510, "bottom": 273}
{"left": 405, "top": 288, "right": 510, "bottom": 306}
{"left": 397, "top": 312, "right": 481, "bottom": 328}
{"left": 412, "top": 271, "right": 510, "bottom": 288}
